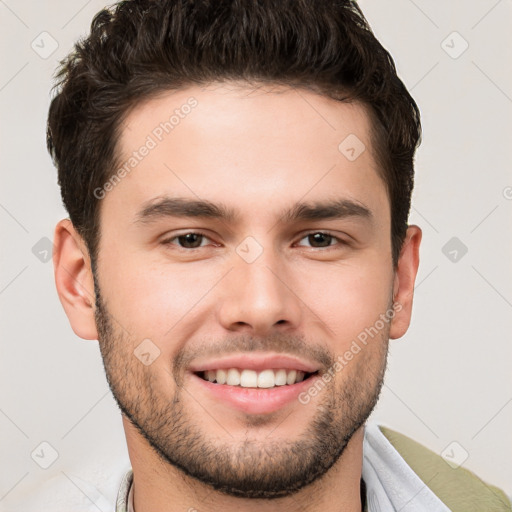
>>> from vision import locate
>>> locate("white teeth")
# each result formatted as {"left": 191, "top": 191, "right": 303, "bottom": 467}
{"left": 226, "top": 368, "right": 241, "bottom": 386}
{"left": 203, "top": 368, "right": 312, "bottom": 388}
{"left": 216, "top": 369, "right": 227, "bottom": 384}
{"left": 240, "top": 369, "right": 258, "bottom": 387}
{"left": 286, "top": 370, "right": 297, "bottom": 385}
{"left": 274, "top": 369, "right": 287, "bottom": 386}
{"left": 257, "top": 369, "right": 275, "bottom": 388}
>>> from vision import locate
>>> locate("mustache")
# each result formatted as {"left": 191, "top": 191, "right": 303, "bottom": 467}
{"left": 173, "top": 333, "right": 335, "bottom": 374}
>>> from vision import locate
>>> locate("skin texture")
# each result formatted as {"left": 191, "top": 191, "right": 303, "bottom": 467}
{"left": 53, "top": 82, "right": 422, "bottom": 512}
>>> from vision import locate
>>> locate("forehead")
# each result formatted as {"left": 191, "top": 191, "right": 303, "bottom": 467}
{"left": 107, "top": 82, "right": 389, "bottom": 228}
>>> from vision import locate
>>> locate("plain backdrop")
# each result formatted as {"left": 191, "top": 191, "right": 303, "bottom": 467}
{"left": 1, "top": 0, "right": 511, "bottom": 510}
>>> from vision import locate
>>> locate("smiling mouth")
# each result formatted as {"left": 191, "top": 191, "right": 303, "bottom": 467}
{"left": 195, "top": 368, "right": 319, "bottom": 389}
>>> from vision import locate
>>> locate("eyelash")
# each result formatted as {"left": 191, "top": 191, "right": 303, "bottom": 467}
{"left": 161, "top": 231, "right": 347, "bottom": 250}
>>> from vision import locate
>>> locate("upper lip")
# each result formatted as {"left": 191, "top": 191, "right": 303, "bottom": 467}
{"left": 188, "top": 353, "right": 321, "bottom": 373}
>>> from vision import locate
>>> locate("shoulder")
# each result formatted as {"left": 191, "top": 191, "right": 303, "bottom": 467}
{"left": 378, "top": 425, "right": 512, "bottom": 512}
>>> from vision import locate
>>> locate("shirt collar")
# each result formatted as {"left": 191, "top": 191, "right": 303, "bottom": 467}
{"left": 115, "top": 468, "right": 133, "bottom": 512}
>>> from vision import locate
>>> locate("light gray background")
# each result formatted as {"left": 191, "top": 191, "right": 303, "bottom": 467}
{"left": 1, "top": 0, "right": 511, "bottom": 510}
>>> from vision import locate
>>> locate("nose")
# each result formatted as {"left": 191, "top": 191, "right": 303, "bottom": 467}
{"left": 217, "top": 246, "right": 303, "bottom": 336}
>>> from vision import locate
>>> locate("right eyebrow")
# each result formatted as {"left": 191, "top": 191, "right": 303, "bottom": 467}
{"left": 134, "top": 197, "right": 239, "bottom": 224}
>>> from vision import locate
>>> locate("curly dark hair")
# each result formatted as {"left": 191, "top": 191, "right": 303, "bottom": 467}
{"left": 47, "top": 0, "right": 421, "bottom": 267}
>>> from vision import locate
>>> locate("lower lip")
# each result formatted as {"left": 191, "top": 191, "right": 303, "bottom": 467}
{"left": 188, "top": 372, "right": 320, "bottom": 415}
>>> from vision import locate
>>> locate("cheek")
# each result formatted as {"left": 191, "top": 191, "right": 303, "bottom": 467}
{"left": 98, "top": 252, "right": 219, "bottom": 338}
{"left": 292, "top": 258, "right": 393, "bottom": 348}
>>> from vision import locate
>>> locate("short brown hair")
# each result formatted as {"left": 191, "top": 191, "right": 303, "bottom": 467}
{"left": 47, "top": 0, "right": 421, "bottom": 267}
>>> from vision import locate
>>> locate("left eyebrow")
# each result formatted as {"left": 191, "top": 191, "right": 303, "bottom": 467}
{"left": 279, "top": 198, "right": 373, "bottom": 224}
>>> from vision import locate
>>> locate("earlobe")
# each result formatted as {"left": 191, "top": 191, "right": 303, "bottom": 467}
{"left": 389, "top": 225, "right": 422, "bottom": 340}
{"left": 53, "top": 219, "right": 98, "bottom": 340}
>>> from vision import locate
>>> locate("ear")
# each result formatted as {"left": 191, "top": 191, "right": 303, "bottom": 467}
{"left": 389, "top": 225, "right": 422, "bottom": 340}
{"left": 53, "top": 219, "right": 98, "bottom": 340}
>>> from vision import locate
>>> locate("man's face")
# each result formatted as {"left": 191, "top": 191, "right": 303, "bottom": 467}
{"left": 94, "top": 82, "right": 397, "bottom": 498}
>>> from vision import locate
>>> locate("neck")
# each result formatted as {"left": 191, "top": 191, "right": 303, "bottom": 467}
{"left": 123, "top": 417, "right": 365, "bottom": 512}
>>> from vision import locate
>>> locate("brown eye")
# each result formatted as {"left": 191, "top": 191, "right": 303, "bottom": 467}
{"left": 308, "top": 233, "right": 333, "bottom": 247}
{"left": 162, "top": 232, "right": 210, "bottom": 249}
{"left": 297, "top": 232, "right": 338, "bottom": 248}
{"left": 179, "top": 233, "right": 204, "bottom": 248}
